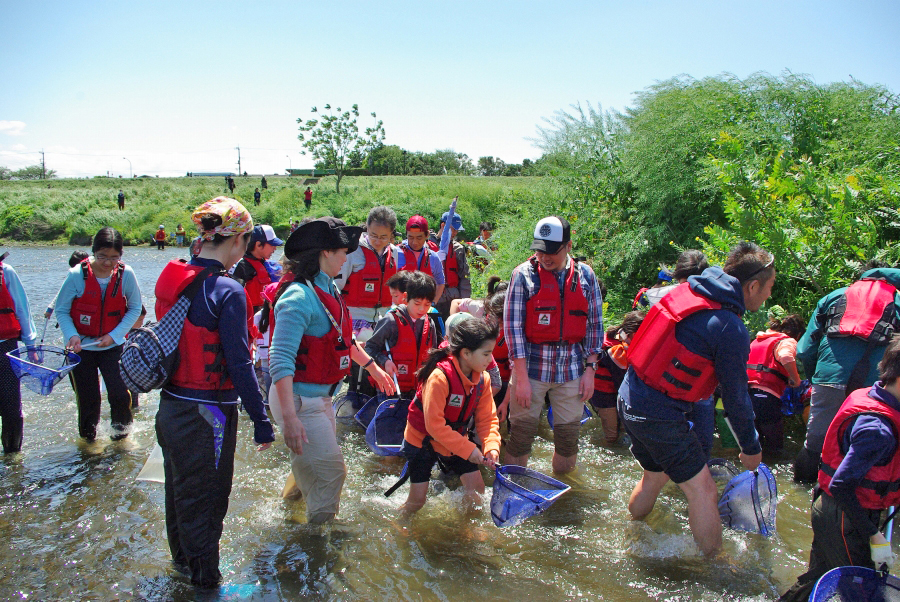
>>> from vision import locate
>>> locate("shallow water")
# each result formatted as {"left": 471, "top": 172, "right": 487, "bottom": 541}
{"left": 0, "top": 245, "right": 858, "bottom": 600}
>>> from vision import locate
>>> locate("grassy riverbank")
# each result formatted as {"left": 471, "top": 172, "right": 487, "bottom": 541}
{"left": 0, "top": 175, "right": 560, "bottom": 247}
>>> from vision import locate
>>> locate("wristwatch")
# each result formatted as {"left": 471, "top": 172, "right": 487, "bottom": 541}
{"left": 585, "top": 361, "right": 599, "bottom": 370}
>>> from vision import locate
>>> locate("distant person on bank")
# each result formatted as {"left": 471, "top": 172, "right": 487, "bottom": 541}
{"left": 304, "top": 186, "right": 313, "bottom": 209}
{"left": 117, "top": 189, "right": 125, "bottom": 210}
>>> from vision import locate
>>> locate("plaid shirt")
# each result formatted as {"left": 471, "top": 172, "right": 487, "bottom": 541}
{"left": 504, "top": 256, "right": 604, "bottom": 383}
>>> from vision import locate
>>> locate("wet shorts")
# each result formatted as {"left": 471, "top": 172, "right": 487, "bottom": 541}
{"left": 402, "top": 439, "right": 480, "bottom": 484}
{"left": 618, "top": 397, "right": 706, "bottom": 484}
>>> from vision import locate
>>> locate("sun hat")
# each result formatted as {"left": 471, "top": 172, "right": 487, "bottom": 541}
{"left": 283, "top": 216, "right": 363, "bottom": 260}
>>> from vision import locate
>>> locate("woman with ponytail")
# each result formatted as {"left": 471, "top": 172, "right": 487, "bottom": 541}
{"left": 399, "top": 318, "right": 501, "bottom": 517}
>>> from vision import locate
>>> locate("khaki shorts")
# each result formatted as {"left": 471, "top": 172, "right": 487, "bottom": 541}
{"left": 509, "top": 375, "right": 583, "bottom": 424}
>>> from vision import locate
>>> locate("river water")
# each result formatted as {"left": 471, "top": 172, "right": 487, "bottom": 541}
{"left": 0, "top": 245, "right": 839, "bottom": 600}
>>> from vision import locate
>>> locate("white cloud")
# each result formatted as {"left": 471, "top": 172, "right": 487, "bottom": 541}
{"left": 0, "top": 121, "right": 26, "bottom": 136}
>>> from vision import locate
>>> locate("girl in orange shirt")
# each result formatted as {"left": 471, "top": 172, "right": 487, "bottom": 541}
{"left": 399, "top": 318, "right": 501, "bottom": 517}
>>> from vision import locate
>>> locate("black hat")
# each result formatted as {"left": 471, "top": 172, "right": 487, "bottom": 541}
{"left": 284, "top": 217, "right": 363, "bottom": 260}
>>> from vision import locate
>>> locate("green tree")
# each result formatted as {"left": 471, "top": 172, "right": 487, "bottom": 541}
{"left": 297, "top": 104, "right": 385, "bottom": 193}
{"left": 11, "top": 164, "right": 56, "bottom": 179}
{"left": 0, "top": 166, "right": 10, "bottom": 180}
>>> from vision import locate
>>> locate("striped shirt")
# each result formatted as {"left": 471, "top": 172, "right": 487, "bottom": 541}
{"left": 504, "top": 256, "right": 604, "bottom": 383}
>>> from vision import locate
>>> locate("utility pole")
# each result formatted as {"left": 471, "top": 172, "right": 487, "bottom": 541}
{"left": 41, "top": 149, "right": 45, "bottom": 180}
{"left": 235, "top": 146, "right": 241, "bottom": 175}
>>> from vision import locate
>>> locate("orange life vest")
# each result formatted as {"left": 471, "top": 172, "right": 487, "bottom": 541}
{"left": 746, "top": 332, "right": 791, "bottom": 397}
{"left": 155, "top": 259, "right": 234, "bottom": 391}
{"left": 493, "top": 327, "right": 511, "bottom": 381}
{"left": 70, "top": 259, "right": 128, "bottom": 338}
{"left": 406, "top": 357, "right": 484, "bottom": 436}
{"left": 523, "top": 256, "right": 589, "bottom": 345}
{"left": 239, "top": 254, "right": 271, "bottom": 310}
{"left": 343, "top": 245, "right": 396, "bottom": 309}
{"left": 819, "top": 387, "right": 900, "bottom": 509}
{"left": 627, "top": 282, "right": 721, "bottom": 402}
{"left": 444, "top": 245, "right": 460, "bottom": 288}
{"left": 594, "top": 333, "right": 617, "bottom": 394}
{"left": 0, "top": 263, "right": 22, "bottom": 341}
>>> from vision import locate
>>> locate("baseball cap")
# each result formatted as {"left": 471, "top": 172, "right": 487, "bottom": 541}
{"left": 251, "top": 224, "right": 284, "bottom": 247}
{"left": 406, "top": 215, "right": 428, "bottom": 232}
{"left": 440, "top": 212, "right": 464, "bottom": 231}
{"left": 530, "top": 216, "right": 571, "bottom": 254}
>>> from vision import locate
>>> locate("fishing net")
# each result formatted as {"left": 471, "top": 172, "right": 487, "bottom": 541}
{"left": 781, "top": 379, "right": 812, "bottom": 417}
{"left": 809, "top": 566, "right": 900, "bottom": 601}
{"left": 546, "top": 404, "right": 592, "bottom": 429}
{"left": 354, "top": 394, "right": 382, "bottom": 429}
{"left": 717, "top": 463, "right": 777, "bottom": 536}
{"left": 490, "top": 465, "right": 571, "bottom": 528}
{"left": 6, "top": 345, "right": 80, "bottom": 395}
{"left": 364, "top": 396, "right": 410, "bottom": 456}
{"left": 333, "top": 390, "right": 368, "bottom": 425}
{"left": 707, "top": 457, "right": 740, "bottom": 483}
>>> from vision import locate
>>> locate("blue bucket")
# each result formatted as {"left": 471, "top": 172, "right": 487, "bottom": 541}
{"left": 546, "top": 404, "right": 592, "bottom": 429}
{"left": 364, "top": 397, "right": 410, "bottom": 456}
{"left": 809, "top": 565, "right": 900, "bottom": 601}
{"left": 6, "top": 345, "right": 80, "bottom": 396}
{"left": 490, "top": 465, "right": 571, "bottom": 528}
{"left": 718, "top": 463, "right": 777, "bottom": 536}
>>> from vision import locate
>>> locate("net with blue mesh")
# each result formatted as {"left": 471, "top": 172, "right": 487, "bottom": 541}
{"left": 333, "top": 390, "right": 368, "bottom": 425}
{"left": 546, "top": 404, "right": 592, "bottom": 429}
{"left": 354, "top": 394, "right": 382, "bottom": 429}
{"left": 809, "top": 566, "right": 900, "bottom": 601}
{"left": 490, "top": 465, "right": 571, "bottom": 528}
{"left": 364, "top": 396, "right": 411, "bottom": 456}
{"left": 6, "top": 345, "right": 80, "bottom": 396}
{"left": 717, "top": 463, "right": 777, "bottom": 536}
{"left": 781, "top": 379, "right": 812, "bottom": 417}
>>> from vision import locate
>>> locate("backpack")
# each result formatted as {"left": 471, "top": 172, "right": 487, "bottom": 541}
{"left": 118, "top": 267, "right": 217, "bottom": 393}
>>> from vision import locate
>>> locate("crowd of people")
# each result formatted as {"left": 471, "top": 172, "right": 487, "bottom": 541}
{"left": 1, "top": 194, "right": 899, "bottom": 598}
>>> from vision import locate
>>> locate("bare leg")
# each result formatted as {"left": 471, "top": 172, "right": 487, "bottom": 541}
{"left": 552, "top": 452, "right": 576, "bottom": 473}
{"left": 503, "top": 452, "right": 529, "bottom": 467}
{"left": 398, "top": 482, "right": 429, "bottom": 519}
{"left": 676, "top": 466, "right": 722, "bottom": 556}
{"left": 459, "top": 470, "right": 486, "bottom": 512}
{"left": 628, "top": 470, "right": 670, "bottom": 520}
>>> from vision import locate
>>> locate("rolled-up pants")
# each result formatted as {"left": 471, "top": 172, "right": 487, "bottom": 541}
{"left": 508, "top": 376, "right": 582, "bottom": 458}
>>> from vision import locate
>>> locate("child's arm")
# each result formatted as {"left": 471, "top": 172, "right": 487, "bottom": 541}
{"left": 473, "top": 373, "right": 501, "bottom": 466}
{"left": 776, "top": 337, "right": 802, "bottom": 387}
{"left": 364, "top": 313, "right": 397, "bottom": 371}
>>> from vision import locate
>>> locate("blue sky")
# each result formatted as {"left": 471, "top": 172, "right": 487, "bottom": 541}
{"left": 1, "top": 0, "right": 898, "bottom": 177}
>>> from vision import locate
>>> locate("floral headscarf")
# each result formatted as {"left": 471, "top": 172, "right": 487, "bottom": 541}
{"left": 191, "top": 196, "right": 253, "bottom": 241}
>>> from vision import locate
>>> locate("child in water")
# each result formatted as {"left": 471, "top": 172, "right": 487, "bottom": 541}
{"left": 398, "top": 317, "right": 501, "bottom": 518}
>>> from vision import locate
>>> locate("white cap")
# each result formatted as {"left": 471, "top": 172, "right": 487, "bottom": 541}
{"left": 530, "top": 216, "right": 571, "bottom": 254}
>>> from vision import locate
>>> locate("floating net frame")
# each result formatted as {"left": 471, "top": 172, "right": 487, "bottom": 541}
{"left": 809, "top": 565, "right": 900, "bottom": 601}
{"left": 364, "top": 396, "right": 410, "bottom": 456}
{"left": 547, "top": 404, "right": 592, "bottom": 429}
{"left": 717, "top": 462, "right": 777, "bottom": 537}
{"left": 490, "top": 464, "right": 571, "bottom": 528}
{"left": 6, "top": 345, "right": 80, "bottom": 396}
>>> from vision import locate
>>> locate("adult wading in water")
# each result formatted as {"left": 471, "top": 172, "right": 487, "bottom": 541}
{"left": 268, "top": 217, "right": 393, "bottom": 524}
{"left": 54, "top": 227, "right": 142, "bottom": 441}
{"left": 154, "top": 197, "right": 274, "bottom": 588}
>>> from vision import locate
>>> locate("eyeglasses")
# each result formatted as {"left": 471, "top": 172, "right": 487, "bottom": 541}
{"left": 95, "top": 254, "right": 121, "bottom": 264}
{"left": 368, "top": 233, "right": 392, "bottom": 242}
{"left": 741, "top": 255, "right": 775, "bottom": 283}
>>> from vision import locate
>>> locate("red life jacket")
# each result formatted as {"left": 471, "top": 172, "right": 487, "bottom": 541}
{"left": 746, "top": 332, "right": 791, "bottom": 396}
{"left": 240, "top": 255, "right": 271, "bottom": 309}
{"left": 390, "top": 309, "right": 433, "bottom": 392}
{"left": 824, "top": 278, "right": 900, "bottom": 344}
{"left": 342, "top": 245, "right": 396, "bottom": 309}
{"left": 819, "top": 387, "right": 900, "bottom": 509}
{"left": 70, "top": 259, "right": 128, "bottom": 338}
{"left": 400, "top": 245, "right": 433, "bottom": 276}
{"left": 627, "top": 282, "right": 721, "bottom": 402}
{"left": 292, "top": 282, "right": 353, "bottom": 386}
{"left": 523, "top": 256, "right": 589, "bottom": 345}
{"left": 594, "top": 333, "right": 617, "bottom": 394}
{"left": 0, "top": 263, "right": 22, "bottom": 341}
{"left": 426, "top": 240, "right": 438, "bottom": 252}
{"left": 155, "top": 230, "right": 166, "bottom": 241}
{"left": 493, "top": 327, "right": 511, "bottom": 381}
{"left": 155, "top": 259, "right": 234, "bottom": 391}
{"left": 444, "top": 244, "right": 460, "bottom": 288}
{"left": 632, "top": 287, "right": 649, "bottom": 309}
{"left": 407, "top": 357, "right": 485, "bottom": 436}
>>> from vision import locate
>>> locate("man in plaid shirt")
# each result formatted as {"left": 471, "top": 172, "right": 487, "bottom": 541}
{"left": 503, "top": 216, "right": 604, "bottom": 473}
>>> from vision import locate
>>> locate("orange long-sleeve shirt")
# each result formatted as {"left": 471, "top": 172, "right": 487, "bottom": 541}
{"left": 404, "top": 355, "right": 501, "bottom": 459}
